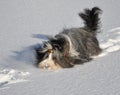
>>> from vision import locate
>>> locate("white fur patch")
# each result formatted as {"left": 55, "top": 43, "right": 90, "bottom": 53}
{"left": 63, "top": 34, "right": 79, "bottom": 57}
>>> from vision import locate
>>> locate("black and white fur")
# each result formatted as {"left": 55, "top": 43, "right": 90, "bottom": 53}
{"left": 36, "top": 7, "right": 102, "bottom": 69}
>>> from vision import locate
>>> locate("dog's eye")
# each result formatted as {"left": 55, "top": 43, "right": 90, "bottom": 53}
{"left": 48, "top": 49, "right": 54, "bottom": 53}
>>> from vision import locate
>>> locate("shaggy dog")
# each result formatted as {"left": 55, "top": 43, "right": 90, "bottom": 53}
{"left": 35, "top": 7, "right": 102, "bottom": 70}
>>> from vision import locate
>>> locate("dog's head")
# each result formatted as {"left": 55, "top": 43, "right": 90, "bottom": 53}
{"left": 36, "top": 35, "right": 74, "bottom": 69}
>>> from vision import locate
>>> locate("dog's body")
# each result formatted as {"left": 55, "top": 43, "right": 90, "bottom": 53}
{"left": 36, "top": 7, "right": 102, "bottom": 70}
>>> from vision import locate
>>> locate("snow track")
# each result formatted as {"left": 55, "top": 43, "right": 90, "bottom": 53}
{"left": 0, "top": 69, "right": 30, "bottom": 88}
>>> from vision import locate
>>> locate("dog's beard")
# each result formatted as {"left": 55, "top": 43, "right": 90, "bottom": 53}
{"left": 38, "top": 53, "right": 62, "bottom": 70}
{"left": 36, "top": 41, "right": 64, "bottom": 70}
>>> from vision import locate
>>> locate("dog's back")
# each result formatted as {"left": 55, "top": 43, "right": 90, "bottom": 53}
{"left": 79, "top": 7, "right": 102, "bottom": 56}
{"left": 60, "top": 7, "right": 102, "bottom": 63}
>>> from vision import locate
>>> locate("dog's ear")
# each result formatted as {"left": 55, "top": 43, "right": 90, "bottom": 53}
{"left": 49, "top": 37, "right": 65, "bottom": 51}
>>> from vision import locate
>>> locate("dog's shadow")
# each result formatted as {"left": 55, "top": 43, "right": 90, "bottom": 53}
{"left": 32, "top": 34, "right": 49, "bottom": 40}
{"left": 11, "top": 44, "right": 39, "bottom": 66}
{"left": 11, "top": 34, "right": 49, "bottom": 66}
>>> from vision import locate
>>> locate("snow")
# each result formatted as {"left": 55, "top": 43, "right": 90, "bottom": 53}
{"left": 0, "top": 69, "right": 30, "bottom": 88}
{"left": 0, "top": 0, "right": 120, "bottom": 95}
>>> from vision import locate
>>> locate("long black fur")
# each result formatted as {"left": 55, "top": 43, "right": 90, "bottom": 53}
{"left": 36, "top": 7, "right": 102, "bottom": 68}
{"left": 79, "top": 7, "right": 102, "bottom": 34}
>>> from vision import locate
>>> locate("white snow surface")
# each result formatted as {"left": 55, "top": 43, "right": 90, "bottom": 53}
{"left": 0, "top": 0, "right": 120, "bottom": 95}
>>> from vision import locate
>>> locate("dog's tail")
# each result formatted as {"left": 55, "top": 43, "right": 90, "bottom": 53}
{"left": 79, "top": 7, "right": 102, "bottom": 35}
